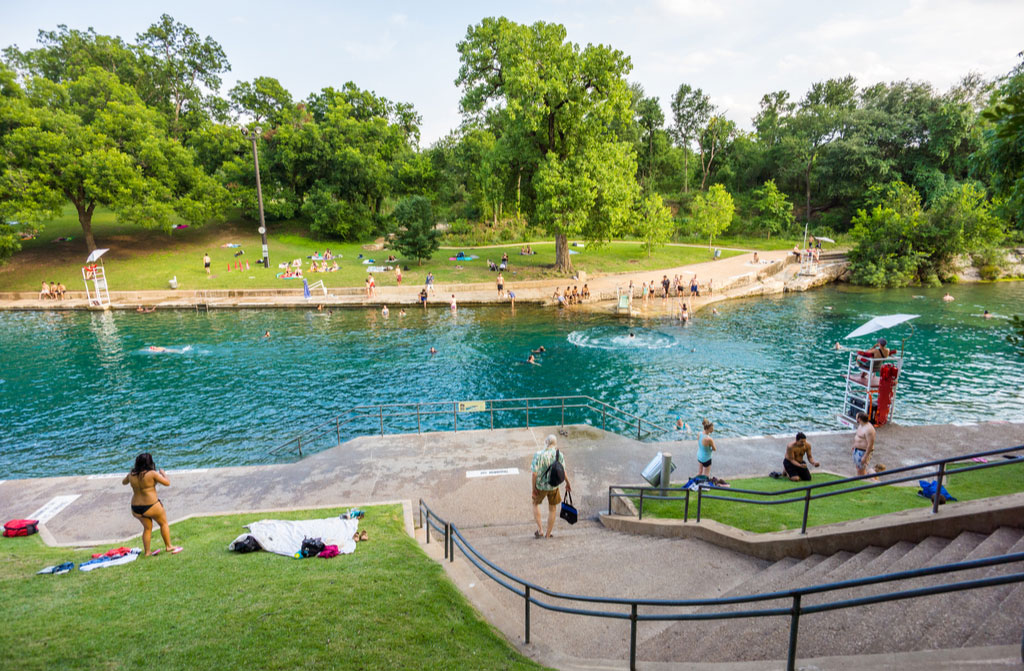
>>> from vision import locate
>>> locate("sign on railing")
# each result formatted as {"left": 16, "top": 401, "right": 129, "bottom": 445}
{"left": 457, "top": 400, "right": 486, "bottom": 412}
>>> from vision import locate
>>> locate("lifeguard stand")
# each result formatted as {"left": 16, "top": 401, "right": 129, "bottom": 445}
{"left": 838, "top": 350, "right": 904, "bottom": 427}
{"left": 82, "top": 248, "right": 110, "bottom": 308}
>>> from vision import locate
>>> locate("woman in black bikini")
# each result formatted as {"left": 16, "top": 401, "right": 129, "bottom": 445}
{"left": 122, "top": 453, "right": 181, "bottom": 556}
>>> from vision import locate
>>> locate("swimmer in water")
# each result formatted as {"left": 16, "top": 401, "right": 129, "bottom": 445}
{"left": 526, "top": 354, "right": 540, "bottom": 366}
{"left": 712, "top": 307, "right": 719, "bottom": 315}
{"left": 148, "top": 346, "right": 167, "bottom": 352}
{"left": 531, "top": 346, "right": 546, "bottom": 354}
{"left": 429, "top": 347, "right": 437, "bottom": 355}
{"left": 262, "top": 331, "right": 270, "bottom": 339}
{"left": 381, "top": 305, "right": 389, "bottom": 317}
{"left": 676, "top": 418, "right": 685, "bottom": 431}
{"left": 629, "top": 332, "right": 636, "bottom": 339}
{"left": 399, "top": 309, "right": 406, "bottom": 317}
{"left": 943, "top": 293, "right": 954, "bottom": 302}
{"left": 983, "top": 310, "right": 993, "bottom": 319}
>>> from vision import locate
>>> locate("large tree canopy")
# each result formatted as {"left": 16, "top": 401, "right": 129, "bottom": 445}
{"left": 0, "top": 65, "right": 228, "bottom": 251}
{"left": 456, "top": 17, "right": 639, "bottom": 272}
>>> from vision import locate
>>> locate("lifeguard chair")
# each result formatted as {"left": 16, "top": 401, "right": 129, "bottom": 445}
{"left": 837, "top": 314, "right": 917, "bottom": 427}
{"left": 81, "top": 248, "right": 110, "bottom": 309}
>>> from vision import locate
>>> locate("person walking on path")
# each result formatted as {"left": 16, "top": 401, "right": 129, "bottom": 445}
{"left": 696, "top": 419, "right": 716, "bottom": 478}
{"left": 203, "top": 253, "right": 211, "bottom": 275}
{"left": 122, "top": 453, "right": 181, "bottom": 557}
{"left": 783, "top": 432, "right": 819, "bottom": 481}
{"left": 852, "top": 412, "right": 876, "bottom": 477}
{"left": 395, "top": 266, "right": 402, "bottom": 285}
{"left": 496, "top": 272, "right": 505, "bottom": 298}
{"left": 531, "top": 434, "right": 570, "bottom": 539}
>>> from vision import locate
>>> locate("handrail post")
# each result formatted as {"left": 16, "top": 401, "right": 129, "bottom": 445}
{"left": 608, "top": 487, "right": 612, "bottom": 516}
{"left": 638, "top": 490, "right": 644, "bottom": 520}
{"left": 629, "top": 603, "right": 638, "bottom": 671}
{"left": 801, "top": 488, "right": 812, "bottom": 534}
{"left": 490, "top": 404, "right": 494, "bottom": 430}
{"left": 418, "top": 500, "right": 423, "bottom": 531}
{"left": 425, "top": 512, "right": 430, "bottom": 544}
{"left": 602, "top": 405, "right": 607, "bottom": 431}
{"left": 524, "top": 585, "right": 531, "bottom": 644}
{"left": 453, "top": 402, "right": 458, "bottom": 432}
{"left": 787, "top": 593, "right": 802, "bottom": 671}
{"left": 417, "top": 405, "right": 421, "bottom": 434}
{"left": 336, "top": 417, "right": 341, "bottom": 446}
{"left": 933, "top": 462, "right": 946, "bottom": 514}
{"left": 696, "top": 486, "right": 703, "bottom": 523}
{"left": 526, "top": 399, "right": 530, "bottom": 428}
{"left": 561, "top": 398, "right": 565, "bottom": 427}
{"left": 637, "top": 417, "right": 641, "bottom": 440}
{"left": 443, "top": 522, "right": 449, "bottom": 560}
{"left": 379, "top": 406, "right": 384, "bottom": 437}
{"left": 684, "top": 489, "right": 690, "bottom": 522}
{"left": 449, "top": 524, "right": 455, "bottom": 563}
{"left": 297, "top": 437, "right": 302, "bottom": 457}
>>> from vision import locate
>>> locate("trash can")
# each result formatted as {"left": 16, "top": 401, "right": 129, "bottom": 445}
{"left": 642, "top": 452, "right": 676, "bottom": 487}
{"left": 168, "top": 276, "right": 178, "bottom": 289}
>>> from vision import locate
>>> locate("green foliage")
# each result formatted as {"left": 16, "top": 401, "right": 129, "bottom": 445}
{"left": 228, "top": 76, "right": 292, "bottom": 125}
{"left": 0, "top": 66, "right": 229, "bottom": 251}
{"left": 689, "top": 184, "right": 734, "bottom": 247}
{"left": 634, "top": 193, "right": 673, "bottom": 256}
{"left": 752, "top": 179, "right": 795, "bottom": 239}
{"left": 456, "top": 16, "right": 638, "bottom": 271}
{"left": 974, "top": 56, "right": 1024, "bottom": 229}
{"left": 390, "top": 195, "right": 440, "bottom": 264}
{"left": 669, "top": 83, "right": 711, "bottom": 194}
{"left": 300, "top": 183, "right": 376, "bottom": 240}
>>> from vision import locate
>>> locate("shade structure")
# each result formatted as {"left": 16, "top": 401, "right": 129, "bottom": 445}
{"left": 815, "top": 236, "right": 836, "bottom": 243}
{"left": 85, "top": 248, "right": 109, "bottom": 263}
{"left": 844, "top": 314, "right": 919, "bottom": 340}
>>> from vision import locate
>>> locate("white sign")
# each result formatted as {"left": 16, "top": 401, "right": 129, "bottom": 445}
{"left": 28, "top": 495, "right": 81, "bottom": 524}
{"left": 467, "top": 467, "right": 519, "bottom": 478}
{"left": 458, "top": 400, "right": 487, "bottom": 413}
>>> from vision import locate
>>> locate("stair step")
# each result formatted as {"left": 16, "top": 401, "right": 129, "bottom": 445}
{"left": 960, "top": 528, "right": 1024, "bottom": 648}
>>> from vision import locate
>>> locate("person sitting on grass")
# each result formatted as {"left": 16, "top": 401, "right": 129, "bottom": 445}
{"left": 783, "top": 432, "right": 820, "bottom": 481}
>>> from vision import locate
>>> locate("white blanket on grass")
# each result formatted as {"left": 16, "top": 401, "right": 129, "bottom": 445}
{"left": 228, "top": 516, "right": 358, "bottom": 557}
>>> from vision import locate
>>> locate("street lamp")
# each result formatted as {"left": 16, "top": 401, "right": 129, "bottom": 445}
{"left": 241, "top": 125, "right": 269, "bottom": 269}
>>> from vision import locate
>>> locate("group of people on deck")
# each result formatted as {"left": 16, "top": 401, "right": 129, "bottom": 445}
{"left": 552, "top": 284, "right": 590, "bottom": 306}
{"left": 39, "top": 280, "right": 67, "bottom": 300}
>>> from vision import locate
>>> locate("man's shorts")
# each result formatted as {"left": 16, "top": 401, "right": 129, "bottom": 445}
{"left": 698, "top": 458, "right": 712, "bottom": 468}
{"left": 783, "top": 458, "right": 811, "bottom": 481}
{"left": 853, "top": 449, "right": 867, "bottom": 470}
{"left": 532, "top": 487, "right": 562, "bottom": 506}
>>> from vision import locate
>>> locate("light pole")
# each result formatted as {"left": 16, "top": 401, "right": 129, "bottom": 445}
{"left": 241, "top": 125, "right": 269, "bottom": 269}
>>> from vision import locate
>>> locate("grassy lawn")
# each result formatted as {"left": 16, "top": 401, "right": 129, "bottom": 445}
{"left": 0, "top": 209, "right": 743, "bottom": 292}
{"left": 634, "top": 460, "right": 1024, "bottom": 533}
{"left": 0, "top": 505, "right": 543, "bottom": 671}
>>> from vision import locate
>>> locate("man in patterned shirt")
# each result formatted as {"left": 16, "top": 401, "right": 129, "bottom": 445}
{"left": 531, "top": 434, "right": 570, "bottom": 539}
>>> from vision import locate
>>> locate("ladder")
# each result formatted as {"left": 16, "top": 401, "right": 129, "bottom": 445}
{"left": 838, "top": 351, "right": 903, "bottom": 427}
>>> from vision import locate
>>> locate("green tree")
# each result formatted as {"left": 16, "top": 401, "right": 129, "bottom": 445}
{"left": 633, "top": 89, "right": 665, "bottom": 192}
{"left": 690, "top": 183, "right": 734, "bottom": 248}
{"left": 390, "top": 195, "right": 439, "bottom": 264}
{"left": 752, "top": 179, "right": 795, "bottom": 239}
{"left": 456, "top": 17, "right": 639, "bottom": 272}
{"left": 974, "top": 54, "right": 1024, "bottom": 229}
{"left": 0, "top": 67, "right": 228, "bottom": 252}
{"left": 228, "top": 76, "right": 293, "bottom": 125}
{"left": 634, "top": 192, "right": 673, "bottom": 256}
{"left": 136, "top": 14, "right": 230, "bottom": 137}
{"left": 697, "top": 115, "right": 735, "bottom": 190}
{"left": 669, "top": 83, "right": 711, "bottom": 194}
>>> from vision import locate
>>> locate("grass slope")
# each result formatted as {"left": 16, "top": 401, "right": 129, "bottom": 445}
{"left": 0, "top": 209, "right": 757, "bottom": 292}
{"left": 0, "top": 505, "right": 543, "bottom": 671}
{"left": 636, "top": 461, "right": 1024, "bottom": 533}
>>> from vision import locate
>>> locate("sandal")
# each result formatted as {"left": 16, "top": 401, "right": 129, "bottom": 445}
{"left": 359, "top": 530, "right": 368, "bottom": 542}
{"left": 534, "top": 531, "right": 543, "bottom": 539}
{"left": 150, "top": 549, "right": 161, "bottom": 557}
{"left": 169, "top": 546, "right": 183, "bottom": 555}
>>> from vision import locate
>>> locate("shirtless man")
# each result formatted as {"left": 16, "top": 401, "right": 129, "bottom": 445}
{"left": 783, "top": 432, "right": 820, "bottom": 481}
{"left": 865, "top": 337, "right": 890, "bottom": 358}
{"left": 203, "top": 253, "right": 211, "bottom": 274}
{"left": 852, "top": 411, "right": 876, "bottom": 477}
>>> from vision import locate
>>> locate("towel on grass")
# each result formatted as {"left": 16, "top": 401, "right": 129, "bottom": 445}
{"left": 227, "top": 516, "right": 358, "bottom": 557}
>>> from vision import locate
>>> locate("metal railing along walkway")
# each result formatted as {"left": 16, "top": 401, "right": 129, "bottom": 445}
{"left": 608, "top": 444, "right": 1024, "bottom": 533}
{"left": 270, "top": 395, "right": 675, "bottom": 458}
{"left": 418, "top": 499, "right": 1024, "bottom": 671}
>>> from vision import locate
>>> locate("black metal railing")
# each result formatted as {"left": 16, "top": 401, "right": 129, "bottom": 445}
{"left": 271, "top": 395, "right": 677, "bottom": 458}
{"left": 608, "top": 444, "right": 1024, "bottom": 533}
{"left": 418, "top": 499, "right": 1024, "bottom": 671}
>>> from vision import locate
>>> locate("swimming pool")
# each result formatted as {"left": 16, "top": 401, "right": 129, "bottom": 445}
{"left": 1, "top": 281, "right": 1022, "bottom": 478}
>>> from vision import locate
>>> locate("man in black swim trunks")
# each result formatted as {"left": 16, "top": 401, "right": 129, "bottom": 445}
{"left": 420, "top": 287, "right": 428, "bottom": 309}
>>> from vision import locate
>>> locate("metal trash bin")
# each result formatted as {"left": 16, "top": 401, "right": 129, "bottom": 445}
{"left": 642, "top": 452, "right": 676, "bottom": 487}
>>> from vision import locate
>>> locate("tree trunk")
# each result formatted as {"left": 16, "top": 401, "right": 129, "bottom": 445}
{"left": 805, "top": 166, "right": 812, "bottom": 224}
{"left": 554, "top": 233, "right": 572, "bottom": 274}
{"left": 683, "top": 150, "right": 689, "bottom": 194}
{"left": 76, "top": 201, "right": 97, "bottom": 252}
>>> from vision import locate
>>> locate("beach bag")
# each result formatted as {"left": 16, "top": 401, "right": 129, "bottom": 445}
{"left": 917, "top": 480, "right": 956, "bottom": 503}
{"left": 559, "top": 491, "right": 578, "bottom": 525}
{"left": 233, "top": 535, "right": 261, "bottom": 553}
{"left": 300, "top": 537, "right": 325, "bottom": 558}
{"left": 3, "top": 519, "right": 39, "bottom": 537}
{"left": 544, "top": 450, "right": 565, "bottom": 487}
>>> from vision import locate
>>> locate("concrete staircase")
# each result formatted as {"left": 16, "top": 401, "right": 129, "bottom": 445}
{"left": 445, "top": 522, "right": 1024, "bottom": 665}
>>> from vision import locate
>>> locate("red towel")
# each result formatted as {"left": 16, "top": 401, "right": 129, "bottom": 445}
{"left": 318, "top": 545, "right": 340, "bottom": 558}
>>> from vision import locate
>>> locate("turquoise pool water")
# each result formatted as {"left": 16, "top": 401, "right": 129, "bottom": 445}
{"left": 1, "top": 282, "right": 1022, "bottom": 478}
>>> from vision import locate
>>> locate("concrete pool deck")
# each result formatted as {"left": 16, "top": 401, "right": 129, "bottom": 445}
{"left": 0, "top": 248, "right": 835, "bottom": 316}
{"left": 2, "top": 419, "right": 1020, "bottom": 548}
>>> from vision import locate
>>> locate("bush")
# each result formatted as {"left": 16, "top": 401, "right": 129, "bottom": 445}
{"left": 979, "top": 264, "right": 1001, "bottom": 280}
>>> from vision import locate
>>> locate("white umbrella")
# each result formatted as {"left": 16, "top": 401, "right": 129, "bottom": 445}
{"left": 85, "top": 248, "right": 109, "bottom": 264}
{"left": 844, "top": 314, "right": 918, "bottom": 340}
{"left": 815, "top": 236, "right": 835, "bottom": 243}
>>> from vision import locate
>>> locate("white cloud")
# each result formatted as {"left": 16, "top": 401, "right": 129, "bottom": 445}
{"left": 653, "top": 0, "right": 726, "bottom": 19}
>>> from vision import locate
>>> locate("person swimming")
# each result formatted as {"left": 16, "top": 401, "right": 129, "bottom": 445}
{"left": 983, "top": 310, "right": 993, "bottom": 319}
{"left": 148, "top": 346, "right": 167, "bottom": 352}
{"left": 429, "top": 347, "right": 437, "bottom": 355}
{"left": 531, "top": 346, "right": 546, "bottom": 354}
{"left": 262, "top": 330, "right": 271, "bottom": 339}
{"left": 629, "top": 332, "right": 636, "bottom": 339}
{"left": 381, "top": 305, "right": 390, "bottom": 317}
{"left": 943, "top": 293, "right": 955, "bottom": 302}
{"left": 526, "top": 354, "right": 540, "bottom": 366}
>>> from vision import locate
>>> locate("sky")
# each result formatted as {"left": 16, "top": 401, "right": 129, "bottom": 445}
{"left": 2, "top": 0, "right": 1022, "bottom": 145}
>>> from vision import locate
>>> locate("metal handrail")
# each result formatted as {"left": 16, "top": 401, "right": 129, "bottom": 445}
{"left": 418, "top": 499, "right": 1024, "bottom": 671}
{"left": 609, "top": 443, "right": 1024, "bottom": 532}
{"left": 271, "top": 395, "right": 678, "bottom": 458}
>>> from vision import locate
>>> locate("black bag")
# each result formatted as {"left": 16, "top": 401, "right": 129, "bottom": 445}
{"left": 559, "top": 491, "right": 578, "bottom": 525}
{"left": 233, "top": 535, "right": 261, "bottom": 553}
{"left": 300, "top": 537, "right": 325, "bottom": 558}
{"left": 544, "top": 449, "right": 565, "bottom": 487}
